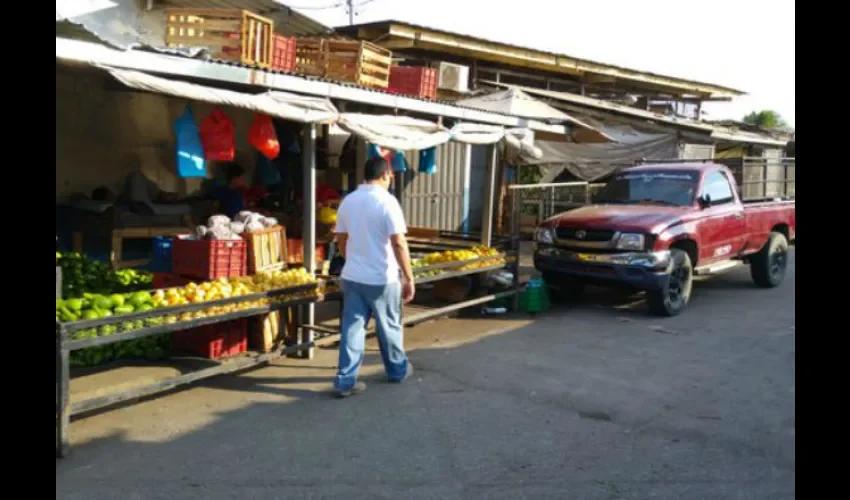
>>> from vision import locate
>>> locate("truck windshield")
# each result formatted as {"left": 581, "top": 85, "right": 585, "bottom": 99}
{"left": 594, "top": 170, "right": 699, "bottom": 206}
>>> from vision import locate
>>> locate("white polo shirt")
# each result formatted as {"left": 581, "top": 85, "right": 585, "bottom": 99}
{"left": 335, "top": 184, "right": 408, "bottom": 285}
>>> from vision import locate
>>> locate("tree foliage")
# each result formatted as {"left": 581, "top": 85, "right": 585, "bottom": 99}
{"left": 742, "top": 110, "right": 787, "bottom": 129}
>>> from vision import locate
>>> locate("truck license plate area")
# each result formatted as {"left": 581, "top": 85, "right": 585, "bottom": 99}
{"left": 564, "top": 263, "right": 617, "bottom": 276}
{"left": 576, "top": 253, "right": 603, "bottom": 262}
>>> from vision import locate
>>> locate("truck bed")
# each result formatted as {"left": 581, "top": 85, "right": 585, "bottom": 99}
{"left": 743, "top": 199, "right": 795, "bottom": 251}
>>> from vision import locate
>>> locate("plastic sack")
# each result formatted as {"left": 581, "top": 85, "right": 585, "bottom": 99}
{"left": 173, "top": 106, "right": 207, "bottom": 178}
{"left": 418, "top": 147, "right": 437, "bottom": 174}
{"left": 390, "top": 150, "right": 408, "bottom": 173}
{"left": 367, "top": 143, "right": 392, "bottom": 161}
{"left": 249, "top": 114, "right": 281, "bottom": 160}
{"left": 199, "top": 108, "right": 235, "bottom": 161}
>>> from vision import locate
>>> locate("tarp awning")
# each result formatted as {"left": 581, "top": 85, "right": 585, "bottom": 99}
{"left": 457, "top": 88, "right": 614, "bottom": 144}
{"left": 530, "top": 117, "right": 680, "bottom": 181}
{"left": 104, "top": 67, "right": 543, "bottom": 159}
{"left": 107, "top": 68, "right": 339, "bottom": 123}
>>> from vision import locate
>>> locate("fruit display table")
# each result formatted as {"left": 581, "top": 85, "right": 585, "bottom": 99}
{"left": 302, "top": 233, "right": 521, "bottom": 341}
{"left": 56, "top": 273, "right": 324, "bottom": 458}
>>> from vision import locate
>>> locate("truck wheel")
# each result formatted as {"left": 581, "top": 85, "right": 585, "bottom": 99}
{"left": 647, "top": 249, "right": 693, "bottom": 317}
{"left": 542, "top": 273, "right": 586, "bottom": 302}
{"left": 750, "top": 232, "right": 789, "bottom": 288}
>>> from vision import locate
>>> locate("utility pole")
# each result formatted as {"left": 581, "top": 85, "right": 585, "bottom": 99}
{"left": 347, "top": 0, "right": 354, "bottom": 25}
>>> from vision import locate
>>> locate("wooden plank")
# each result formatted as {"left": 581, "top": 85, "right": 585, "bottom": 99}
{"left": 167, "top": 36, "right": 236, "bottom": 47}
{"left": 167, "top": 20, "right": 242, "bottom": 31}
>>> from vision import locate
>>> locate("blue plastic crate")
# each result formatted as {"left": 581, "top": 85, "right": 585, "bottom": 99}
{"left": 150, "top": 236, "right": 174, "bottom": 272}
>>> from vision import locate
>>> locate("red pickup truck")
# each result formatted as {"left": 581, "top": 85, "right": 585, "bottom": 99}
{"left": 533, "top": 162, "right": 795, "bottom": 316}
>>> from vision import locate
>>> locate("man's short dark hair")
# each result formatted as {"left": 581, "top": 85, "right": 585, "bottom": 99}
{"left": 363, "top": 156, "right": 390, "bottom": 181}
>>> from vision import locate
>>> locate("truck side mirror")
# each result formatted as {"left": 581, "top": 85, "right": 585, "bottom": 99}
{"left": 698, "top": 194, "right": 712, "bottom": 209}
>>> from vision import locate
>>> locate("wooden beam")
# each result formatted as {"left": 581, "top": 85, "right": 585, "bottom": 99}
{"left": 585, "top": 74, "right": 617, "bottom": 84}
{"left": 381, "top": 38, "right": 417, "bottom": 50}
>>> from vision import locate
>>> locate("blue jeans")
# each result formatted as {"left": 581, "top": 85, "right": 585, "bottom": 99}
{"left": 334, "top": 279, "right": 409, "bottom": 391}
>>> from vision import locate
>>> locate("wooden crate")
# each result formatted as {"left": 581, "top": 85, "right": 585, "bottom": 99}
{"left": 294, "top": 37, "right": 327, "bottom": 77}
{"left": 295, "top": 37, "right": 392, "bottom": 89}
{"left": 250, "top": 309, "right": 299, "bottom": 352}
{"left": 250, "top": 311, "right": 281, "bottom": 353}
{"left": 165, "top": 8, "right": 274, "bottom": 69}
{"left": 242, "top": 226, "right": 287, "bottom": 274}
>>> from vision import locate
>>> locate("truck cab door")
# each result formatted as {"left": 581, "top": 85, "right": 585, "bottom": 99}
{"left": 697, "top": 170, "right": 746, "bottom": 263}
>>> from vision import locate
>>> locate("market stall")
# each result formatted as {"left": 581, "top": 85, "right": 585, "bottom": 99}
{"left": 55, "top": 58, "right": 553, "bottom": 457}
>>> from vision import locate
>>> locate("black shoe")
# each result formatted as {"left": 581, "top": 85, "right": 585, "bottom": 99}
{"left": 335, "top": 381, "right": 367, "bottom": 398}
{"left": 390, "top": 362, "right": 414, "bottom": 383}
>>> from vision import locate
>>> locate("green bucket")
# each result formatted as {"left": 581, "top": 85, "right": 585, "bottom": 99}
{"left": 519, "top": 278, "right": 550, "bottom": 314}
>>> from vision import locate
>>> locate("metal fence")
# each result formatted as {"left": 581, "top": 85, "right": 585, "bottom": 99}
{"left": 723, "top": 157, "right": 795, "bottom": 200}
{"left": 507, "top": 182, "right": 605, "bottom": 236}
{"left": 633, "top": 157, "right": 796, "bottom": 201}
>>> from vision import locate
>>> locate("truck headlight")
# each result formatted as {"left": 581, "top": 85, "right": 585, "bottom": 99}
{"left": 535, "top": 228, "right": 554, "bottom": 244}
{"left": 616, "top": 233, "right": 645, "bottom": 251}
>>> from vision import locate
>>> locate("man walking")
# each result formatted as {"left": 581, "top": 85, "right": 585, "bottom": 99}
{"left": 333, "top": 156, "right": 415, "bottom": 397}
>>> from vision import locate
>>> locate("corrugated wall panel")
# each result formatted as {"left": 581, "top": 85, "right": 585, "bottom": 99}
{"left": 400, "top": 142, "right": 467, "bottom": 231}
{"left": 679, "top": 142, "right": 715, "bottom": 159}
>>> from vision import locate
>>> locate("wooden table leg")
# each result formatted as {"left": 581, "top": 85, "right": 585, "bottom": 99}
{"left": 72, "top": 232, "right": 83, "bottom": 254}
{"left": 110, "top": 231, "right": 123, "bottom": 269}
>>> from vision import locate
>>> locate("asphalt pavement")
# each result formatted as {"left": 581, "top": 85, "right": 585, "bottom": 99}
{"left": 57, "top": 249, "right": 795, "bottom": 500}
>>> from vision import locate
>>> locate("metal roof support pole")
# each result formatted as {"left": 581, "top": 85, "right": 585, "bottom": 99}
{"left": 301, "top": 123, "right": 317, "bottom": 360}
{"left": 480, "top": 144, "right": 498, "bottom": 247}
{"left": 461, "top": 142, "right": 472, "bottom": 234}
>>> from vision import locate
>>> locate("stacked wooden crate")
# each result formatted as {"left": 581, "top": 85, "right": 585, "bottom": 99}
{"left": 165, "top": 8, "right": 274, "bottom": 68}
{"left": 295, "top": 37, "right": 392, "bottom": 89}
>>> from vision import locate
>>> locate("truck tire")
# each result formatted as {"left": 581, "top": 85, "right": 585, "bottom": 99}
{"left": 750, "top": 231, "right": 789, "bottom": 288}
{"left": 647, "top": 249, "right": 693, "bottom": 317}
{"left": 542, "top": 273, "right": 586, "bottom": 302}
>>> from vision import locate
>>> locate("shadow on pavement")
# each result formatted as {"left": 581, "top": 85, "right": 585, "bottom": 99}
{"left": 56, "top": 253, "right": 795, "bottom": 499}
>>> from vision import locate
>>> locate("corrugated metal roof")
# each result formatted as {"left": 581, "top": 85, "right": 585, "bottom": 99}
{"left": 56, "top": 37, "right": 577, "bottom": 137}
{"left": 336, "top": 20, "right": 746, "bottom": 97}
{"left": 480, "top": 81, "right": 786, "bottom": 147}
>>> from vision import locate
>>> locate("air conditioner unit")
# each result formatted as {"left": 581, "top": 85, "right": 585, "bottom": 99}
{"left": 437, "top": 62, "right": 470, "bottom": 93}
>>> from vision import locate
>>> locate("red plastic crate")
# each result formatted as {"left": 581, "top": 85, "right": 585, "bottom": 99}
{"left": 388, "top": 66, "right": 438, "bottom": 100}
{"left": 272, "top": 34, "right": 297, "bottom": 72}
{"left": 171, "top": 238, "right": 247, "bottom": 280}
{"left": 172, "top": 319, "right": 248, "bottom": 359}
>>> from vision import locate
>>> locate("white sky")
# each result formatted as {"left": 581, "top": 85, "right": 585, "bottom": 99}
{"left": 290, "top": 0, "right": 795, "bottom": 127}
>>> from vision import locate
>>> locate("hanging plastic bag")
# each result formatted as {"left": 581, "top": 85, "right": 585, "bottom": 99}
{"left": 367, "top": 143, "right": 392, "bottom": 162}
{"left": 390, "top": 150, "right": 408, "bottom": 173}
{"left": 249, "top": 114, "right": 281, "bottom": 160}
{"left": 418, "top": 147, "right": 437, "bottom": 174}
{"left": 199, "top": 107, "right": 235, "bottom": 161}
{"left": 173, "top": 105, "right": 207, "bottom": 178}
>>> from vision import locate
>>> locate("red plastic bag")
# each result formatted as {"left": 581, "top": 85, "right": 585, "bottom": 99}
{"left": 248, "top": 114, "right": 281, "bottom": 160}
{"left": 199, "top": 108, "right": 235, "bottom": 161}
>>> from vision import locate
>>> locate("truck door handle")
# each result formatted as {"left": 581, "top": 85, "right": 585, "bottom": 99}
{"left": 734, "top": 213, "right": 744, "bottom": 220}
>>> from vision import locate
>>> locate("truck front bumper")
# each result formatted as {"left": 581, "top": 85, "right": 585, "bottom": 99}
{"left": 534, "top": 246, "right": 673, "bottom": 290}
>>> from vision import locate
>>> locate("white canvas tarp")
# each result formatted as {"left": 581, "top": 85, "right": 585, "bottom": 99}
{"left": 457, "top": 88, "right": 614, "bottom": 143}
{"left": 336, "top": 114, "right": 451, "bottom": 151}
{"left": 105, "top": 67, "right": 546, "bottom": 157}
{"left": 107, "top": 68, "right": 339, "bottom": 123}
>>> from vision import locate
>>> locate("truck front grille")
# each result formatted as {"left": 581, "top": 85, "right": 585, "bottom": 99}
{"left": 555, "top": 228, "right": 615, "bottom": 242}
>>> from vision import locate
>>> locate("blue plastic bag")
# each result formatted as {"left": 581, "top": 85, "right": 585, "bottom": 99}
{"left": 390, "top": 151, "right": 408, "bottom": 173}
{"left": 173, "top": 106, "right": 207, "bottom": 178}
{"left": 418, "top": 147, "right": 437, "bottom": 174}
